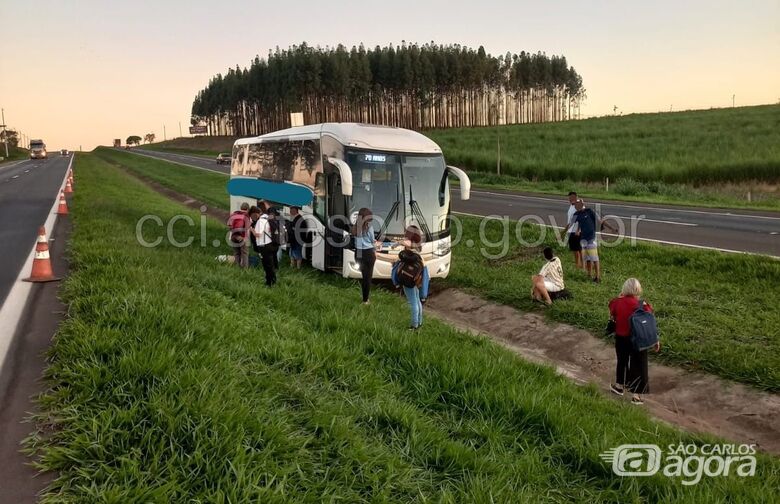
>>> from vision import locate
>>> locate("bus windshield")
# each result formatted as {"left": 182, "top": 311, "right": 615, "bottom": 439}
{"left": 346, "top": 151, "right": 404, "bottom": 236}
{"left": 402, "top": 155, "right": 449, "bottom": 238}
{"left": 346, "top": 151, "right": 450, "bottom": 239}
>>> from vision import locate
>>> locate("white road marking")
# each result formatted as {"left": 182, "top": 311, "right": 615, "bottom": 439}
{"left": 0, "top": 155, "right": 73, "bottom": 377}
{"left": 609, "top": 215, "right": 698, "bottom": 227}
{"left": 24, "top": 169, "right": 30, "bottom": 173}
{"left": 452, "top": 211, "right": 777, "bottom": 258}
{"left": 11, "top": 175, "right": 19, "bottom": 179}
{"left": 469, "top": 189, "right": 780, "bottom": 221}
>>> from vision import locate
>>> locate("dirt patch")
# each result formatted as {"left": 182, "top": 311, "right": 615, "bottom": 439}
{"left": 426, "top": 288, "right": 780, "bottom": 454}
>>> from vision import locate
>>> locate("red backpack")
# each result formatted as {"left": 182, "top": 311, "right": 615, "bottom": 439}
{"left": 228, "top": 211, "right": 249, "bottom": 243}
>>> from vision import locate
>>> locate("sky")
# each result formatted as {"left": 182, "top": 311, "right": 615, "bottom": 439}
{"left": 1, "top": 0, "right": 778, "bottom": 151}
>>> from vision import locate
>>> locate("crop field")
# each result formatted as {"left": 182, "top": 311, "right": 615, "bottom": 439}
{"left": 95, "top": 148, "right": 780, "bottom": 391}
{"left": 426, "top": 105, "right": 780, "bottom": 185}
{"left": 30, "top": 151, "right": 780, "bottom": 501}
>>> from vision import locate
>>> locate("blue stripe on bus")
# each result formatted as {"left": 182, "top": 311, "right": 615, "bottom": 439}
{"left": 227, "top": 178, "right": 315, "bottom": 207}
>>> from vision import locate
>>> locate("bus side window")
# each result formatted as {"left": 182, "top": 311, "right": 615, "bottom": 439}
{"left": 313, "top": 172, "right": 326, "bottom": 223}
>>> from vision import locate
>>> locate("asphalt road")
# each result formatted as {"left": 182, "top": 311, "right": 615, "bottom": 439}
{"left": 0, "top": 156, "right": 70, "bottom": 306}
{"left": 127, "top": 149, "right": 780, "bottom": 256}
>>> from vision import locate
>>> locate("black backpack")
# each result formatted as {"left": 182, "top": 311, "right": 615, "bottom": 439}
{"left": 397, "top": 250, "right": 423, "bottom": 288}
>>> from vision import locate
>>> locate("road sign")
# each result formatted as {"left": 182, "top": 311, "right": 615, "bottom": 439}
{"left": 189, "top": 125, "right": 207, "bottom": 134}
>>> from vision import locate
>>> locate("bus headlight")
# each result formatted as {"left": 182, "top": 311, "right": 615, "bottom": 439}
{"left": 435, "top": 237, "right": 451, "bottom": 256}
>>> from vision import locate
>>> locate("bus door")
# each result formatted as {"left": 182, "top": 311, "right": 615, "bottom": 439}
{"left": 325, "top": 170, "right": 349, "bottom": 271}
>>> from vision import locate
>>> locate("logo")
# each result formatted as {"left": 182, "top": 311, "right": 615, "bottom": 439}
{"left": 600, "top": 444, "right": 662, "bottom": 476}
{"left": 600, "top": 443, "right": 757, "bottom": 485}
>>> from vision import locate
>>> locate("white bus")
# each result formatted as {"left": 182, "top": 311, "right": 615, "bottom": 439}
{"left": 227, "top": 123, "right": 470, "bottom": 279}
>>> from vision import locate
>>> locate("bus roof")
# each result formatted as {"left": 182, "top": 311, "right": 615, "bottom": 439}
{"left": 234, "top": 123, "right": 442, "bottom": 154}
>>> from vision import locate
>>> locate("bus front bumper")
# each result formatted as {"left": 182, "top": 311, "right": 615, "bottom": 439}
{"left": 342, "top": 249, "right": 451, "bottom": 280}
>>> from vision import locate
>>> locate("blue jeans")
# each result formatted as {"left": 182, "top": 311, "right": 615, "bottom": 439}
{"left": 403, "top": 285, "right": 423, "bottom": 328}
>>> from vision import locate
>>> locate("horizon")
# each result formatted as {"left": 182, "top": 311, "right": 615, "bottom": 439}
{"left": 1, "top": 0, "right": 778, "bottom": 151}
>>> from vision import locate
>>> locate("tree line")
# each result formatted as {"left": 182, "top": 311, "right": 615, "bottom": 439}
{"left": 191, "top": 42, "right": 585, "bottom": 137}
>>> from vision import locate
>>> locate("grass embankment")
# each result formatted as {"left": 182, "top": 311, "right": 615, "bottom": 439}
{"left": 32, "top": 151, "right": 779, "bottom": 501}
{"left": 428, "top": 105, "right": 780, "bottom": 210}
{"left": 0, "top": 145, "right": 30, "bottom": 163}
{"left": 443, "top": 219, "right": 780, "bottom": 392}
{"left": 139, "top": 136, "right": 235, "bottom": 158}
{"left": 95, "top": 147, "right": 780, "bottom": 392}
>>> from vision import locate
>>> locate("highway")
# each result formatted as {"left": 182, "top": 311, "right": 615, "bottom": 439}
{"left": 0, "top": 155, "right": 71, "bottom": 306}
{"left": 127, "top": 149, "right": 780, "bottom": 256}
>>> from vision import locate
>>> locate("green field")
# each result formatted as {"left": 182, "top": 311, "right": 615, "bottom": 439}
{"left": 30, "top": 151, "right": 779, "bottom": 501}
{"left": 139, "top": 136, "right": 233, "bottom": 158}
{"left": 429, "top": 105, "right": 780, "bottom": 210}
{"left": 0, "top": 145, "right": 30, "bottom": 163}
{"left": 94, "top": 147, "right": 780, "bottom": 391}
{"left": 427, "top": 105, "right": 780, "bottom": 185}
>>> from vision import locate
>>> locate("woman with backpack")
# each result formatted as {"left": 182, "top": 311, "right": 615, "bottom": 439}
{"left": 608, "top": 278, "right": 660, "bottom": 405}
{"left": 351, "top": 207, "right": 379, "bottom": 304}
{"left": 394, "top": 225, "right": 425, "bottom": 330}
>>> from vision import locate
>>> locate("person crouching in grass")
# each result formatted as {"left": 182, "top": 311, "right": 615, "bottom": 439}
{"left": 531, "top": 247, "right": 565, "bottom": 305}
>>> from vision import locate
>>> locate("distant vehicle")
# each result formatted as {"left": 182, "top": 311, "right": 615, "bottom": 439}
{"left": 113, "top": 139, "right": 121, "bottom": 148}
{"left": 60, "top": 149, "right": 68, "bottom": 156}
{"left": 216, "top": 153, "right": 232, "bottom": 165}
{"left": 30, "top": 139, "right": 47, "bottom": 159}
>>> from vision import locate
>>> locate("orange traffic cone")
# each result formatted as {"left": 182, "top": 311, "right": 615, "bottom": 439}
{"left": 64, "top": 177, "right": 74, "bottom": 194}
{"left": 23, "top": 227, "right": 61, "bottom": 283}
{"left": 56, "top": 191, "right": 68, "bottom": 215}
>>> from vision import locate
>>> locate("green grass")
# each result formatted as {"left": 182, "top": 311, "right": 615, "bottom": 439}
{"left": 426, "top": 105, "right": 780, "bottom": 185}
{"left": 139, "top": 136, "right": 234, "bottom": 158}
{"left": 30, "top": 152, "right": 780, "bottom": 502}
{"left": 96, "top": 147, "right": 780, "bottom": 391}
{"left": 0, "top": 145, "right": 30, "bottom": 163}
{"left": 95, "top": 147, "right": 228, "bottom": 210}
{"left": 443, "top": 218, "right": 780, "bottom": 391}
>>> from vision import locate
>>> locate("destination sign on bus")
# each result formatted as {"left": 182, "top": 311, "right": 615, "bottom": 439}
{"left": 363, "top": 153, "right": 387, "bottom": 163}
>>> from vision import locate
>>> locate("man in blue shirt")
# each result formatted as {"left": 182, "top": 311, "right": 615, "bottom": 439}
{"left": 573, "top": 199, "right": 616, "bottom": 283}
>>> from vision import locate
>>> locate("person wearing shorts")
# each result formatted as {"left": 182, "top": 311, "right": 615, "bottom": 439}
{"left": 573, "top": 199, "right": 607, "bottom": 282}
{"left": 531, "top": 247, "right": 565, "bottom": 305}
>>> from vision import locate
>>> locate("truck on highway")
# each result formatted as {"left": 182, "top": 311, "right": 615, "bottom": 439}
{"left": 114, "top": 139, "right": 121, "bottom": 148}
{"left": 30, "top": 139, "right": 47, "bottom": 159}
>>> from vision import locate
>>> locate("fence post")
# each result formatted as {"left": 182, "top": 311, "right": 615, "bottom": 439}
{"left": 605, "top": 177, "right": 609, "bottom": 192}
{"left": 497, "top": 134, "right": 501, "bottom": 176}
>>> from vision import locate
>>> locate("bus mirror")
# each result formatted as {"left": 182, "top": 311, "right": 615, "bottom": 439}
{"left": 447, "top": 165, "right": 471, "bottom": 200}
{"left": 327, "top": 157, "right": 353, "bottom": 196}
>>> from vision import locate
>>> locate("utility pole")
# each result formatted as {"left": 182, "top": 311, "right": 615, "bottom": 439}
{"left": 732, "top": 94, "right": 735, "bottom": 108}
{"left": 1, "top": 108, "right": 8, "bottom": 158}
{"left": 163, "top": 125, "right": 166, "bottom": 141}
{"left": 179, "top": 121, "right": 182, "bottom": 138}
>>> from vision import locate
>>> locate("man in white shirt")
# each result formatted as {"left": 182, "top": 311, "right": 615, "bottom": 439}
{"left": 562, "top": 191, "right": 583, "bottom": 269}
{"left": 253, "top": 207, "right": 276, "bottom": 286}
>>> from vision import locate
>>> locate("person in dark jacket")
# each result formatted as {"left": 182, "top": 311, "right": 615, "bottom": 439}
{"left": 287, "top": 206, "right": 306, "bottom": 269}
{"left": 608, "top": 278, "right": 660, "bottom": 405}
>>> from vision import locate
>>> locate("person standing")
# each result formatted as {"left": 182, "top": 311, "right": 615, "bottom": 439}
{"left": 572, "top": 199, "right": 616, "bottom": 283}
{"left": 227, "top": 202, "right": 251, "bottom": 268}
{"left": 351, "top": 207, "right": 378, "bottom": 304}
{"left": 252, "top": 207, "right": 277, "bottom": 286}
{"left": 395, "top": 225, "right": 425, "bottom": 330}
{"left": 287, "top": 206, "right": 306, "bottom": 269}
{"left": 608, "top": 278, "right": 660, "bottom": 405}
{"left": 562, "top": 191, "right": 583, "bottom": 269}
